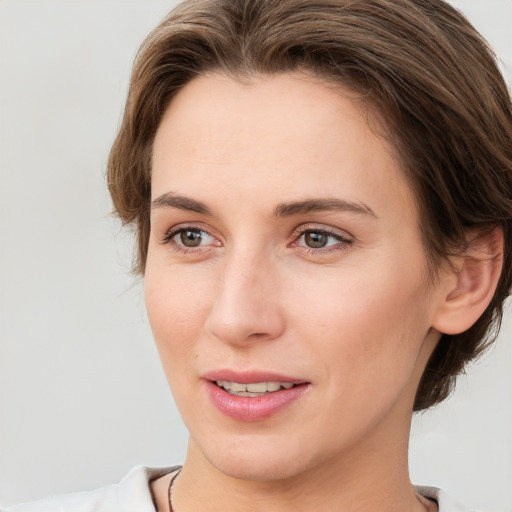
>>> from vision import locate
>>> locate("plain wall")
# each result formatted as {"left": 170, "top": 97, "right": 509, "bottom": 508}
{"left": 1, "top": 1, "right": 511, "bottom": 510}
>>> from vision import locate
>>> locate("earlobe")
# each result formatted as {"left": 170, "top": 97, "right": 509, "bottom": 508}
{"left": 432, "top": 226, "right": 503, "bottom": 335}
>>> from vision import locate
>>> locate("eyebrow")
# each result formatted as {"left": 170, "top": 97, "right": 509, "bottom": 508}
{"left": 151, "top": 192, "right": 377, "bottom": 219}
{"left": 273, "top": 198, "right": 377, "bottom": 218}
{"left": 151, "top": 192, "right": 213, "bottom": 215}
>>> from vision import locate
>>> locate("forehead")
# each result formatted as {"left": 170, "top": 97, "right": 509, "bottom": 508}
{"left": 151, "top": 72, "right": 415, "bottom": 222}
{"left": 154, "top": 72, "right": 378, "bottom": 163}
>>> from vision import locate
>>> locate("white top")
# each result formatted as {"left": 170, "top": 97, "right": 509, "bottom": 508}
{"left": 4, "top": 466, "right": 475, "bottom": 512}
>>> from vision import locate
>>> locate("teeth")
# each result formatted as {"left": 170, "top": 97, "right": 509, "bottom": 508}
{"left": 230, "top": 382, "right": 246, "bottom": 392}
{"left": 215, "top": 380, "right": 297, "bottom": 395}
{"left": 247, "top": 382, "right": 268, "bottom": 393}
{"left": 266, "top": 382, "right": 281, "bottom": 392}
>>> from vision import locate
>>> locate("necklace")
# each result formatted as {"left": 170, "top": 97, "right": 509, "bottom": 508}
{"left": 167, "top": 468, "right": 182, "bottom": 512}
{"left": 166, "top": 469, "right": 433, "bottom": 512}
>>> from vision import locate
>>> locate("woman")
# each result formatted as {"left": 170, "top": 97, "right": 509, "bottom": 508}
{"left": 5, "top": 0, "right": 512, "bottom": 510}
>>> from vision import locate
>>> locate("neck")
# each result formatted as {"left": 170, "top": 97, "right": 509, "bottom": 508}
{"left": 171, "top": 413, "right": 428, "bottom": 512}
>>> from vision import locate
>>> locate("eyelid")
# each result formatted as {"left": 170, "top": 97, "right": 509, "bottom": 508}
{"left": 291, "top": 223, "right": 353, "bottom": 241}
{"left": 161, "top": 222, "right": 221, "bottom": 249}
{"left": 289, "top": 223, "right": 354, "bottom": 253}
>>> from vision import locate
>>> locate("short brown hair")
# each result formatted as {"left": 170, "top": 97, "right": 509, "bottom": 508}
{"left": 107, "top": 0, "right": 512, "bottom": 410}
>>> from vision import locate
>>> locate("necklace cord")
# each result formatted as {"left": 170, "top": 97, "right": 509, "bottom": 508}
{"left": 167, "top": 468, "right": 182, "bottom": 512}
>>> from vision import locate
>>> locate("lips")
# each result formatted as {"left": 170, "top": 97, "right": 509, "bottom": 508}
{"left": 215, "top": 380, "right": 295, "bottom": 396}
{"left": 202, "top": 370, "right": 310, "bottom": 421}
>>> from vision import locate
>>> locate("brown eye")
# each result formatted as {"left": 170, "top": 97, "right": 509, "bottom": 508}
{"left": 295, "top": 227, "right": 352, "bottom": 252}
{"left": 179, "top": 229, "right": 203, "bottom": 247}
{"left": 162, "top": 226, "right": 218, "bottom": 252}
{"left": 304, "top": 231, "right": 328, "bottom": 248}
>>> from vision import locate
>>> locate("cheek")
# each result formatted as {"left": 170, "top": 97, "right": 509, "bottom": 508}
{"left": 288, "top": 268, "right": 433, "bottom": 447}
{"left": 295, "top": 259, "right": 432, "bottom": 385}
{"left": 144, "top": 258, "right": 213, "bottom": 363}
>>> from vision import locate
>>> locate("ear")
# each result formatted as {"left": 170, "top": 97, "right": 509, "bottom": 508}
{"left": 432, "top": 226, "right": 504, "bottom": 335}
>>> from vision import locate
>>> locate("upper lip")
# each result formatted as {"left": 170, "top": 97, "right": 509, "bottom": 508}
{"left": 202, "top": 369, "right": 308, "bottom": 384}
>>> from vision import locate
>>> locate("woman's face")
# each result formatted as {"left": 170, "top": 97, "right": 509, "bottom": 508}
{"left": 145, "top": 73, "right": 447, "bottom": 480}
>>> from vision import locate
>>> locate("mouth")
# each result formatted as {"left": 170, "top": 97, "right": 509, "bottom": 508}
{"left": 203, "top": 372, "right": 310, "bottom": 421}
{"left": 214, "top": 380, "right": 297, "bottom": 397}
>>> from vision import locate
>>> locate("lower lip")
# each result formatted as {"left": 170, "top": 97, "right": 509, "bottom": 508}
{"left": 205, "top": 381, "right": 309, "bottom": 421}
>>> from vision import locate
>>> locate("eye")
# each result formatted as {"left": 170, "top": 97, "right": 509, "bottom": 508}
{"left": 162, "top": 226, "right": 219, "bottom": 252}
{"left": 176, "top": 228, "right": 208, "bottom": 247}
{"left": 294, "top": 227, "right": 352, "bottom": 252}
{"left": 301, "top": 231, "right": 333, "bottom": 249}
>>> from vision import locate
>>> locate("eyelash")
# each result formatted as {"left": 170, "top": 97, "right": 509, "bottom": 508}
{"left": 290, "top": 226, "right": 353, "bottom": 254}
{"left": 161, "top": 224, "right": 353, "bottom": 255}
{"left": 161, "top": 225, "right": 217, "bottom": 254}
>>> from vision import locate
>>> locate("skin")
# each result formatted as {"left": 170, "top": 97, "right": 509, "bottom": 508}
{"left": 144, "top": 72, "right": 458, "bottom": 512}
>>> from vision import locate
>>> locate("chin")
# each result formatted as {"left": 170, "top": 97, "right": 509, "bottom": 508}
{"left": 195, "top": 432, "right": 319, "bottom": 482}
{"left": 211, "top": 455, "right": 309, "bottom": 482}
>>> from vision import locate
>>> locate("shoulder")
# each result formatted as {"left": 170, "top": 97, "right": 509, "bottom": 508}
{"left": 3, "top": 466, "right": 177, "bottom": 512}
{"left": 416, "top": 486, "right": 481, "bottom": 512}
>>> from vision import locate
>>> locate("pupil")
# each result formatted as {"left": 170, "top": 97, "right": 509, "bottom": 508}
{"left": 180, "top": 230, "right": 202, "bottom": 247}
{"left": 305, "top": 231, "right": 327, "bottom": 248}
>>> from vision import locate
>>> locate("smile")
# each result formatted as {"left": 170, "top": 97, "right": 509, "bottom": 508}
{"left": 215, "top": 380, "right": 295, "bottom": 396}
{"left": 205, "top": 376, "right": 310, "bottom": 421}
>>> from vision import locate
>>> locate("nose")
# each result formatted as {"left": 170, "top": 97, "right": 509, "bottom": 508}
{"left": 204, "top": 250, "right": 286, "bottom": 346}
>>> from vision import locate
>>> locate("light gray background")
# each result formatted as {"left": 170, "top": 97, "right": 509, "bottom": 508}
{"left": 1, "top": 1, "right": 511, "bottom": 510}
